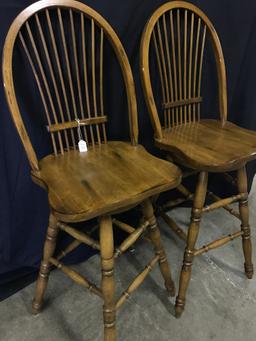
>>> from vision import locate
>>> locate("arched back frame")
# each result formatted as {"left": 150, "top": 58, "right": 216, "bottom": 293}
{"left": 3, "top": 0, "right": 138, "bottom": 171}
{"left": 140, "top": 1, "right": 227, "bottom": 140}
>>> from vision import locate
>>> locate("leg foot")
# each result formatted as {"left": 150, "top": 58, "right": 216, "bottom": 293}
{"left": 99, "top": 215, "right": 116, "bottom": 341}
{"left": 175, "top": 172, "right": 208, "bottom": 317}
{"left": 175, "top": 297, "right": 185, "bottom": 318}
{"left": 32, "top": 213, "right": 59, "bottom": 313}
{"left": 245, "top": 263, "right": 254, "bottom": 279}
{"left": 237, "top": 167, "right": 254, "bottom": 279}
{"left": 142, "top": 199, "right": 175, "bottom": 296}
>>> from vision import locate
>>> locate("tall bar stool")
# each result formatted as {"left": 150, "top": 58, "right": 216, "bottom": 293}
{"left": 140, "top": 0, "right": 256, "bottom": 318}
{"left": 2, "top": 1, "right": 182, "bottom": 339}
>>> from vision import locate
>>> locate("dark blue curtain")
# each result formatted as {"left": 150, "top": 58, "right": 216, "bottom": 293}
{"left": 1, "top": 0, "right": 256, "bottom": 300}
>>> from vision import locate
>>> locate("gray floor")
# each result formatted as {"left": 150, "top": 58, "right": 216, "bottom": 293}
{"left": 1, "top": 180, "right": 256, "bottom": 341}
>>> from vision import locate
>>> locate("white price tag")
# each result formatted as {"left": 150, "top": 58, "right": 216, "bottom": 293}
{"left": 78, "top": 140, "right": 88, "bottom": 153}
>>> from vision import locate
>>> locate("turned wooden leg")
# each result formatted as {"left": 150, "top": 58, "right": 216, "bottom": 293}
{"left": 237, "top": 166, "right": 254, "bottom": 279}
{"left": 99, "top": 215, "right": 116, "bottom": 341}
{"left": 32, "top": 213, "right": 59, "bottom": 314}
{"left": 175, "top": 171, "right": 208, "bottom": 318}
{"left": 142, "top": 199, "right": 175, "bottom": 296}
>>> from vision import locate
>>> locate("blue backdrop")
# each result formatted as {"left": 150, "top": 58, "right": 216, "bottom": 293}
{"left": 1, "top": 0, "right": 256, "bottom": 300}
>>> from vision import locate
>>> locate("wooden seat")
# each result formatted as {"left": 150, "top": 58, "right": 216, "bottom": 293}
{"left": 140, "top": 1, "right": 255, "bottom": 318}
{"left": 33, "top": 141, "right": 181, "bottom": 222}
{"left": 157, "top": 119, "right": 256, "bottom": 172}
{"left": 3, "top": 1, "right": 181, "bottom": 340}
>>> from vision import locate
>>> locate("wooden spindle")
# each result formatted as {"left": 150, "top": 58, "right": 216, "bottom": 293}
{"left": 69, "top": 10, "right": 88, "bottom": 143}
{"left": 25, "top": 21, "right": 64, "bottom": 154}
{"left": 193, "top": 17, "right": 201, "bottom": 121}
{"left": 91, "top": 19, "right": 101, "bottom": 145}
{"left": 188, "top": 12, "right": 194, "bottom": 122}
{"left": 18, "top": 32, "right": 57, "bottom": 155}
{"left": 99, "top": 28, "right": 107, "bottom": 142}
{"left": 202, "top": 193, "right": 244, "bottom": 213}
{"left": 194, "top": 231, "right": 243, "bottom": 256}
{"left": 159, "top": 211, "right": 187, "bottom": 241}
{"left": 197, "top": 25, "right": 207, "bottom": 120}
{"left": 207, "top": 191, "right": 240, "bottom": 219}
{"left": 56, "top": 240, "right": 81, "bottom": 261}
{"left": 58, "top": 222, "right": 100, "bottom": 250}
{"left": 113, "top": 219, "right": 151, "bottom": 243}
{"left": 153, "top": 29, "right": 167, "bottom": 126}
{"left": 183, "top": 10, "right": 188, "bottom": 123}
{"left": 114, "top": 221, "right": 149, "bottom": 258}
{"left": 45, "top": 9, "right": 76, "bottom": 149}
{"left": 81, "top": 13, "right": 95, "bottom": 146}
{"left": 177, "top": 9, "right": 183, "bottom": 124}
{"left": 58, "top": 8, "right": 80, "bottom": 148}
{"left": 157, "top": 19, "right": 170, "bottom": 128}
{"left": 116, "top": 255, "right": 159, "bottom": 309}
{"left": 170, "top": 10, "right": 179, "bottom": 125}
{"left": 56, "top": 224, "right": 99, "bottom": 261}
{"left": 49, "top": 257, "right": 102, "bottom": 297}
{"left": 35, "top": 13, "right": 69, "bottom": 151}
{"left": 163, "top": 13, "right": 173, "bottom": 127}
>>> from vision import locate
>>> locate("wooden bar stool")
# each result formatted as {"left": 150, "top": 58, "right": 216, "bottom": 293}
{"left": 2, "top": 1, "right": 182, "bottom": 340}
{"left": 140, "top": 0, "right": 256, "bottom": 318}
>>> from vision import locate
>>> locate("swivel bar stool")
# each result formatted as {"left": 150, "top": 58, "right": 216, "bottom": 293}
{"left": 140, "top": 1, "right": 256, "bottom": 318}
{"left": 3, "top": 1, "right": 182, "bottom": 339}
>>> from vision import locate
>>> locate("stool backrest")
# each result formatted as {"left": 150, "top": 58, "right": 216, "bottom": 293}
{"left": 140, "top": 1, "right": 227, "bottom": 139}
{"left": 3, "top": 0, "right": 138, "bottom": 171}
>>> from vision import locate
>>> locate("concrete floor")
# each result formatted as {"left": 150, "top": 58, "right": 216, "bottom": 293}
{"left": 1, "top": 180, "right": 256, "bottom": 341}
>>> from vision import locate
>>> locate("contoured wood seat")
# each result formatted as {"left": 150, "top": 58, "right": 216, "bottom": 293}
{"left": 3, "top": 1, "right": 181, "bottom": 340}
{"left": 140, "top": 1, "right": 255, "bottom": 319}
{"left": 34, "top": 141, "right": 180, "bottom": 222}
{"left": 157, "top": 119, "right": 256, "bottom": 171}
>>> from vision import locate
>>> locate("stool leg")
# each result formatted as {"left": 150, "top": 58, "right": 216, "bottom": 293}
{"left": 32, "top": 213, "right": 59, "bottom": 314}
{"left": 142, "top": 199, "right": 175, "bottom": 296}
{"left": 99, "top": 216, "right": 116, "bottom": 341}
{"left": 175, "top": 171, "right": 208, "bottom": 318}
{"left": 237, "top": 166, "right": 254, "bottom": 279}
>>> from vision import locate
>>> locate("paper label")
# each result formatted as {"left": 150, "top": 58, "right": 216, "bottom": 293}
{"left": 78, "top": 140, "right": 88, "bottom": 153}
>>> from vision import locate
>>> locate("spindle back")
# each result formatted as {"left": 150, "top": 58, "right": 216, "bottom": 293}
{"left": 3, "top": 0, "right": 138, "bottom": 171}
{"left": 140, "top": 1, "right": 227, "bottom": 139}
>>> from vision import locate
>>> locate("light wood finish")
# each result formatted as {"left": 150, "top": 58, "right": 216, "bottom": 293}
{"left": 114, "top": 220, "right": 149, "bottom": 258}
{"left": 3, "top": 1, "right": 181, "bottom": 339}
{"left": 237, "top": 167, "right": 254, "bottom": 279}
{"left": 156, "top": 120, "right": 256, "bottom": 172}
{"left": 50, "top": 257, "right": 102, "bottom": 297}
{"left": 142, "top": 199, "right": 175, "bottom": 296}
{"left": 56, "top": 224, "right": 98, "bottom": 261}
{"left": 3, "top": 0, "right": 139, "bottom": 170}
{"left": 113, "top": 219, "right": 151, "bottom": 243}
{"left": 140, "top": 0, "right": 227, "bottom": 138}
{"left": 58, "top": 222, "right": 100, "bottom": 250}
{"left": 48, "top": 116, "right": 108, "bottom": 133}
{"left": 175, "top": 171, "right": 208, "bottom": 318}
{"left": 31, "top": 142, "right": 181, "bottom": 223}
{"left": 159, "top": 211, "right": 187, "bottom": 242}
{"left": 162, "top": 97, "right": 202, "bottom": 110}
{"left": 140, "top": 1, "right": 255, "bottom": 318}
{"left": 99, "top": 216, "right": 116, "bottom": 341}
{"left": 193, "top": 231, "right": 243, "bottom": 256}
{"left": 207, "top": 192, "right": 240, "bottom": 220}
{"left": 32, "top": 213, "right": 59, "bottom": 313}
{"left": 116, "top": 255, "right": 160, "bottom": 309}
{"left": 202, "top": 193, "right": 244, "bottom": 213}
